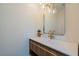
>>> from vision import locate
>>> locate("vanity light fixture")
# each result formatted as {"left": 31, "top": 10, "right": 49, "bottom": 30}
{"left": 40, "top": 3, "right": 56, "bottom": 14}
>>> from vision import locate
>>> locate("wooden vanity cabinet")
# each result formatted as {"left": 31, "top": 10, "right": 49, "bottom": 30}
{"left": 29, "top": 39, "right": 68, "bottom": 56}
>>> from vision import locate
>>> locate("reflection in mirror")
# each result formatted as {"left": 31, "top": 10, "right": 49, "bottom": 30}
{"left": 41, "top": 3, "right": 65, "bottom": 35}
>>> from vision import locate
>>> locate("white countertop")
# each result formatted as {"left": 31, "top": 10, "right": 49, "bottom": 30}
{"left": 30, "top": 35, "right": 78, "bottom": 56}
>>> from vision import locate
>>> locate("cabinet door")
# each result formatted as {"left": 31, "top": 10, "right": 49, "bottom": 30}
{"left": 30, "top": 41, "right": 37, "bottom": 54}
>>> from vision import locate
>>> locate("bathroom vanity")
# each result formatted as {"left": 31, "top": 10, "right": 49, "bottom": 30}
{"left": 29, "top": 36, "right": 78, "bottom": 56}
{"left": 29, "top": 3, "right": 78, "bottom": 56}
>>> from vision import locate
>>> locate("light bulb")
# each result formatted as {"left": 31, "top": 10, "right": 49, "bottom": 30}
{"left": 53, "top": 10, "right": 55, "bottom": 14}
{"left": 53, "top": 9, "right": 56, "bottom": 14}
{"left": 42, "top": 5, "right": 45, "bottom": 9}
{"left": 48, "top": 9, "right": 51, "bottom": 13}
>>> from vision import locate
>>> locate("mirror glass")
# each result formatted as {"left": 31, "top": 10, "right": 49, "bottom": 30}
{"left": 42, "top": 3, "right": 65, "bottom": 35}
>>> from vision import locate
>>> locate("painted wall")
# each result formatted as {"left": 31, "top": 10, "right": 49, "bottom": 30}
{"left": 65, "top": 4, "right": 79, "bottom": 43}
{"left": 0, "top": 3, "right": 43, "bottom": 56}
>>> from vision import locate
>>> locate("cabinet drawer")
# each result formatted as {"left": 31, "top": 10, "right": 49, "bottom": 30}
{"left": 30, "top": 41, "right": 55, "bottom": 56}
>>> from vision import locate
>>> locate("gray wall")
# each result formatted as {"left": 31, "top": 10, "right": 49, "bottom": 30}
{"left": 0, "top": 3, "right": 43, "bottom": 56}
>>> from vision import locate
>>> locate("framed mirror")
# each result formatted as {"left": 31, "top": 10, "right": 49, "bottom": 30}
{"left": 41, "top": 3, "right": 65, "bottom": 35}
